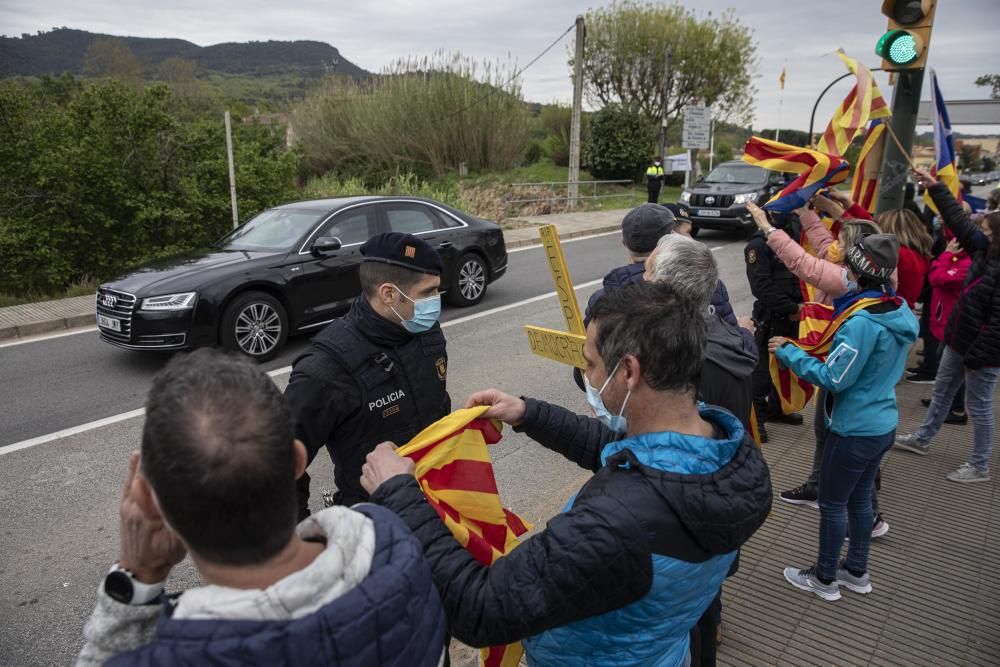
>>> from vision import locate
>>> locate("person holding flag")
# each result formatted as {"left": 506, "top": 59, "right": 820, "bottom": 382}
{"left": 769, "top": 234, "right": 918, "bottom": 601}
{"left": 895, "top": 167, "right": 1000, "bottom": 484}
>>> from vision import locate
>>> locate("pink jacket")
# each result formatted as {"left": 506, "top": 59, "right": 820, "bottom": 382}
{"left": 928, "top": 250, "right": 972, "bottom": 341}
{"left": 767, "top": 210, "right": 897, "bottom": 305}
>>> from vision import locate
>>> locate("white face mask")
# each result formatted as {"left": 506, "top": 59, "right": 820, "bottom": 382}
{"left": 583, "top": 359, "right": 631, "bottom": 433}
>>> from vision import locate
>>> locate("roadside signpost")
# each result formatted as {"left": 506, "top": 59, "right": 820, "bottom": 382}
{"left": 682, "top": 104, "right": 711, "bottom": 187}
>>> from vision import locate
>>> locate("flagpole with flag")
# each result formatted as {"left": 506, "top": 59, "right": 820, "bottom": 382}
{"left": 816, "top": 50, "right": 891, "bottom": 158}
{"left": 776, "top": 64, "right": 786, "bottom": 142}
{"left": 924, "top": 69, "right": 961, "bottom": 214}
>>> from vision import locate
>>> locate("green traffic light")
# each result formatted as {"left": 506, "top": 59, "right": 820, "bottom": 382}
{"left": 876, "top": 29, "right": 919, "bottom": 65}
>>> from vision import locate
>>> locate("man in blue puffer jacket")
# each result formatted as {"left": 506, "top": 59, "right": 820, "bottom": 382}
{"left": 76, "top": 349, "right": 446, "bottom": 667}
{"left": 363, "top": 282, "right": 772, "bottom": 666}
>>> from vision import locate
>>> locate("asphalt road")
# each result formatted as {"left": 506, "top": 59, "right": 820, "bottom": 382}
{"left": 0, "top": 227, "right": 750, "bottom": 666}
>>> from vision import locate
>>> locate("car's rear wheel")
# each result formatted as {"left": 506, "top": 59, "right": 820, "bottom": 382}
{"left": 220, "top": 291, "right": 288, "bottom": 362}
{"left": 447, "top": 253, "right": 488, "bottom": 307}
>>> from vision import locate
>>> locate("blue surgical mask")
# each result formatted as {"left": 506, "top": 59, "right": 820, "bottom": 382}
{"left": 843, "top": 269, "right": 859, "bottom": 293}
{"left": 584, "top": 359, "right": 631, "bottom": 433}
{"left": 391, "top": 284, "right": 441, "bottom": 333}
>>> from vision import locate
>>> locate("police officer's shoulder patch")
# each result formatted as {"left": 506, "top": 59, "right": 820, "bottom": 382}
{"left": 747, "top": 248, "right": 757, "bottom": 264}
{"left": 435, "top": 357, "right": 447, "bottom": 381}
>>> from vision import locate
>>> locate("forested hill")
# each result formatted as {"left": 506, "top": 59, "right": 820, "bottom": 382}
{"left": 0, "top": 27, "right": 370, "bottom": 79}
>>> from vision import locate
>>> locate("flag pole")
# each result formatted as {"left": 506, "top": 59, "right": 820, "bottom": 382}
{"left": 882, "top": 122, "right": 917, "bottom": 171}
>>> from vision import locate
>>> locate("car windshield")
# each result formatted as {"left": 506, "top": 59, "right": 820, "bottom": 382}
{"left": 704, "top": 164, "right": 768, "bottom": 185}
{"left": 216, "top": 209, "right": 324, "bottom": 251}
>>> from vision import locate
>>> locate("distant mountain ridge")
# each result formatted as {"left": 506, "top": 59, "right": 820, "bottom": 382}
{"left": 0, "top": 27, "right": 370, "bottom": 79}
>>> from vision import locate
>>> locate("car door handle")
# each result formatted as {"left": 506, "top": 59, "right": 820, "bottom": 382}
{"left": 438, "top": 242, "right": 453, "bottom": 249}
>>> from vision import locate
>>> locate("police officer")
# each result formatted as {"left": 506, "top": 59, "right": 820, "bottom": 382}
{"left": 745, "top": 209, "right": 804, "bottom": 442}
{"left": 646, "top": 157, "right": 665, "bottom": 203}
{"left": 285, "top": 232, "right": 451, "bottom": 519}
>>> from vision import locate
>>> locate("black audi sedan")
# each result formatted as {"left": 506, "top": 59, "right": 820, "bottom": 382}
{"left": 96, "top": 196, "right": 508, "bottom": 361}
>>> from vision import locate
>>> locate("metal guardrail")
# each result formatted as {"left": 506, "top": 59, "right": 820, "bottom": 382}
{"left": 501, "top": 179, "right": 636, "bottom": 217}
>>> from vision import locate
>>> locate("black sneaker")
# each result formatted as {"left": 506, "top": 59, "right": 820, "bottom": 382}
{"left": 906, "top": 370, "right": 936, "bottom": 384}
{"left": 921, "top": 398, "right": 932, "bottom": 407}
{"left": 768, "top": 412, "right": 804, "bottom": 425}
{"left": 944, "top": 410, "right": 968, "bottom": 425}
{"left": 779, "top": 485, "right": 819, "bottom": 509}
{"left": 906, "top": 366, "right": 924, "bottom": 374}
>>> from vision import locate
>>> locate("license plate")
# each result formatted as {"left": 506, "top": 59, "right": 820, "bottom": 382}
{"left": 97, "top": 314, "right": 121, "bottom": 332}
{"left": 698, "top": 209, "right": 721, "bottom": 217}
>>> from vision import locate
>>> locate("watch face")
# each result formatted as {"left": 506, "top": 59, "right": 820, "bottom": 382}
{"left": 104, "top": 570, "right": 133, "bottom": 604}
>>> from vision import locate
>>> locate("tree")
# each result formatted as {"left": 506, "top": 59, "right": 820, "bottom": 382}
{"left": 958, "top": 143, "right": 980, "bottom": 171}
{"left": 584, "top": 104, "right": 655, "bottom": 180}
{"left": 974, "top": 74, "right": 1000, "bottom": 99}
{"left": 82, "top": 38, "right": 143, "bottom": 86}
{"left": 575, "top": 1, "right": 758, "bottom": 128}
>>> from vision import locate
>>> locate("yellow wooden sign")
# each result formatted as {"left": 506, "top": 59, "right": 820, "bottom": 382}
{"left": 539, "top": 225, "right": 585, "bottom": 335}
{"left": 525, "top": 225, "right": 589, "bottom": 368}
{"left": 525, "top": 326, "right": 587, "bottom": 370}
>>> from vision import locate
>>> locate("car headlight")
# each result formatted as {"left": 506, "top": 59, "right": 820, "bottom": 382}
{"left": 140, "top": 292, "right": 197, "bottom": 311}
{"left": 733, "top": 192, "right": 759, "bottom": 205}
{"left": 680, "top": 191, "right": 691, "bottom": 203}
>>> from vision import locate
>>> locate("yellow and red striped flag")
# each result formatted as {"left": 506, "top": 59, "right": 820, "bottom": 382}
{"left": 769, "top": 297, "right": 896, "bottom": 415}
{"left": 397, "top": 406, "right": 532, "bottom": 667}
{"left": 742, "top": 137, "right": 850, "bottom": 212}
{"left": 850, "top": 120, "right": 888, "bottom": 213}
{"left": 816, "top": 50, "right": 891, "bottom": 157}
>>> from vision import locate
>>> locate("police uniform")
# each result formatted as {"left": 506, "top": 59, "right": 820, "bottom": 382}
{"left": 745, "top": 218, "right": 803, "bottom": 430}
{"left": 646, "top": 161, "right": 665, "bottom": 203}
{"left": 285, "top": 233, "right": 451, "bottom": 518}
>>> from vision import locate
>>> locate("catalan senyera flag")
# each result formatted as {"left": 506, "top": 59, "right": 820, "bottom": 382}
{"left": 924, "top": 69, "right": 961, "bottom": 216}
{"left": 816, "top": 50, "right": 890, "bottom": 157}
{"left": 742, "top": 137, "right": 850, "bottom": 212}
{"left": 396, "top": 406, "right": 531, "bottom": 667}
{"left": 769, "top": 297, "right": 897, "bottom": 415}
{"left": 850, "top": 120, "right": 888, "bottom": 213}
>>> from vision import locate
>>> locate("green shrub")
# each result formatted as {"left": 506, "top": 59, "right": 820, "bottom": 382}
{"left": 292, "top": 53, "right": 532, "bottom": 181}
{"left": 0, "top": 79, "right": 299, "bottom": 296}
{"left": 583, "top": 104, "right": 654, "bottom": 181}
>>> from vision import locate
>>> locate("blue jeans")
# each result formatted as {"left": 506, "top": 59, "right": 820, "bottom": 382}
{"left": 816, "top": 431, "right": 895, "bottom": 581}
{"left": 917, "top": 345, "right": 1000, "bottom": 472}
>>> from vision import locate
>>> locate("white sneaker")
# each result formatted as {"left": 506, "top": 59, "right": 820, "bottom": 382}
{"left": 946, "top": 464, "right": 991, "bottom": 483}
{"left": 894, "top": 433, "right": 930, "bottom": 456}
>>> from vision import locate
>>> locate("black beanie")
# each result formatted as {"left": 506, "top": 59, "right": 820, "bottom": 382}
{"left": 845, "top": 234, "right": 899, "bottom": 284}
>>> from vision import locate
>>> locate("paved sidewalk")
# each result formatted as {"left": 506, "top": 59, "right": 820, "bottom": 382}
{"left": 0, "top": 210, "right": 630, "bottom": 342}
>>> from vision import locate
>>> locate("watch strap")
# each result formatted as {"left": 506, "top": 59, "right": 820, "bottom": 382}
{"left": 105, "top": 563, "right": 165, "bottom": 605}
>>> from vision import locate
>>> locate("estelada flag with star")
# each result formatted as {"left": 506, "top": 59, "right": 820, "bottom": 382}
{"left": 396, "top": 406, "right": 531, "bottom": 667}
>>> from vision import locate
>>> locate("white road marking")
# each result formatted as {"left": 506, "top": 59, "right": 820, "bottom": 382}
{"left": 0, "top": 326, "right": 97, "bottom": 349}
{"left": 507, "top": 229, "right": 620, "bottom": 253}
{"left": 0, "top": 278, "right": 606, "bottom": 456}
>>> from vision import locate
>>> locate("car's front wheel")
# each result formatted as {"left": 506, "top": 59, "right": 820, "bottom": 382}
{"left": 447, "top": 253, "right": 488, "bottom": 307}
{"left": 220, "top": 291, "right": 288, "bottom": 362}
{"left": 689, "top": 223, "right": 701, "bottom": 238}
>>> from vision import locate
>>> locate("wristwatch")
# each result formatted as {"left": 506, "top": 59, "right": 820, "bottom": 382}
{"left": 104, "top": 563, "right": 165, "bottom": 605}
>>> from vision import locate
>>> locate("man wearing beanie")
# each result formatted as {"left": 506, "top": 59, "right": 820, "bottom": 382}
{"left": 769, "top": 234, "right": 918, "bottom": 601}
{"left": 284, "top": 232, "right": 451, "bottom": 518}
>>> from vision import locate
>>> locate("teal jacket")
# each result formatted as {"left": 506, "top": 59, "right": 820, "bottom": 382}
{"left": 775, "top": 296, "right": 918, "bottom": 436}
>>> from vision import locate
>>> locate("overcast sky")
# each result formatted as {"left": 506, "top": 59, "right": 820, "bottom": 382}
{"left": 3, "top": 0, "right": 999, "bottom": 133}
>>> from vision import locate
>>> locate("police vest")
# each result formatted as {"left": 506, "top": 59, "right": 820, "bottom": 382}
{"left": 305, "top": 319, "right": 451, "bottom": 503}
{"left": 646, "top": 165, "right": 664, "bottom": 182}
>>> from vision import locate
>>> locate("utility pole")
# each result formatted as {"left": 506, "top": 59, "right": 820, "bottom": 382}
{"left": 567, "top": 15, "right": 585, "bottom": 211}
{"left": 875, "top": 69, "right": 925, "bottom": 214}
{"left": 224, "top": 110, "right": 239, "bottom": 229}
{"left": 658, "top": 51, "right": 670, "bottom": 163}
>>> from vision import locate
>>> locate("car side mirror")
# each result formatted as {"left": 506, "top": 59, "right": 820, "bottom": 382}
{"left": 311, "top": 236, "right": 342, "bottom": 255}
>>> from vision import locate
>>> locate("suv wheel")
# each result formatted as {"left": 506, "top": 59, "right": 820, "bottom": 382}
{"left": 447, "top": 253, "right": 488, "bottom": 307}
{"left": 689, "top": 224, "right": 701, "bottom": 238}
{"left": 221, "top": 291, "right": 288, "bottom": 362}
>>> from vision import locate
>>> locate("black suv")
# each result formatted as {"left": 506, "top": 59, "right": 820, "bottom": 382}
{"left": 96, "top": 196, "right": 507, "bottom": 361}
{"left": 678, "top": 160, "right": 786, "bottom": 237}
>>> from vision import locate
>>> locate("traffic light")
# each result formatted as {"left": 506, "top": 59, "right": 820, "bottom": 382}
{"left": 876, "top": 0, "right": 937, "bottom": 71}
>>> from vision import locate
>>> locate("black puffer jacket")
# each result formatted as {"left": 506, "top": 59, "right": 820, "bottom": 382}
{"left": 929, "top": 184, "right": 1000, "bottom": 369}
{"left": 370, "top": 399, "right": 771, "bottom": 654}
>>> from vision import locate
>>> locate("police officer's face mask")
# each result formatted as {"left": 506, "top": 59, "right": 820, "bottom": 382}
{"left": 390, "top": 284, "right": 441, "bottom": 333}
